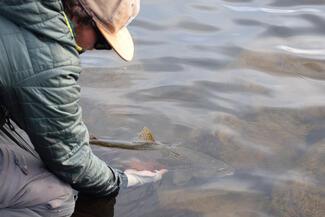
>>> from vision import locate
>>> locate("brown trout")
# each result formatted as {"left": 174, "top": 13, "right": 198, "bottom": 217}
{"left": 90, "top": 127, "right": 234, "bottom": 185}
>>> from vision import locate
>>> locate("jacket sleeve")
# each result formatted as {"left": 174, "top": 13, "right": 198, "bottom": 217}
{"left": 10, "top": 65, "right": 128, "bottom": 197}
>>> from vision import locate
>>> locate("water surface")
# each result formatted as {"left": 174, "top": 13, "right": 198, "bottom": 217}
{"left": 76, "top": 0, "right": 325, "bottom": 216}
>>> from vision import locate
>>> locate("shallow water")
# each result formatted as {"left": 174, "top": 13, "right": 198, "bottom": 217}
{"left": 76, "top": 0, "right": 325, "bottom": 216}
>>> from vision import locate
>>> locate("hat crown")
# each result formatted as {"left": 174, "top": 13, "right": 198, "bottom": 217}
{"left": 80, "top": 0, "right": 140, "bottom": 33}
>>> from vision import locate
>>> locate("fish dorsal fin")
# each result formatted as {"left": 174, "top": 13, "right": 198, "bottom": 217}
{"left": 137, "top": 127, "right": 156, "bottom": 143}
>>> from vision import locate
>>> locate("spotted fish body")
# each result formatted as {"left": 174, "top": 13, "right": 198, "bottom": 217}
{"left": 90, "top": 127, "right": 163, "bottom": 150}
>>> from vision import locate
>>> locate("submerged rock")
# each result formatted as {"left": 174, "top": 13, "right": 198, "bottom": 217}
{"left": 159, "top": 185, "right": 271, "bottom": 217}
{"left": 214, "top": 107, "right": 325, "bottom": 217}
{"left": 271, "top": 177, "right": 325, "bottom": 217}
{"left": 271, "top": 142, "right": 325, "bottom": 217}
{"left": 214, "top": 109, "right": 310, "bottom": 171}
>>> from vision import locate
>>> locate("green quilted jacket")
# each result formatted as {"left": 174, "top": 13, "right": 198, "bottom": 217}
{"left": 0, "top": 0, "right": 127, "bottom": 197}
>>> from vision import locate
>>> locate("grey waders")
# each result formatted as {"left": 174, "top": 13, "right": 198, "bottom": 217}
{"left": 0, "top": 106, "right": 77, "bottom": 217}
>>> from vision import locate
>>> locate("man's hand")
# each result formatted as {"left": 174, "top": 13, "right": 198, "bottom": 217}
{"left": 124, "top": 169, "right": 168, "bottom": 187}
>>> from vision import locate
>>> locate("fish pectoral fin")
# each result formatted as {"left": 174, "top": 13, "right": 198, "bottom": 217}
{"left": 161, "top": 148, "right": 183, "bottom": 160}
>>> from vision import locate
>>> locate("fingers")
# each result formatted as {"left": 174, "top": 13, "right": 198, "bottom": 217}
{"left": 152, "top": 170, "right": 164, "bottom": 181}
{"left": 125, "top": 169, "right": 168, "bottom": 176}
{"left": 124, "top": 169, "right": 155, "bottom": 176}
{"left": 155, "top": 169, "right": 168, "bottom": 175}
{"left": 151, "top": 169, "right": 168, "bottom": 181}
{"left": 124, "top": 168, "right": 168, "bottom": 187}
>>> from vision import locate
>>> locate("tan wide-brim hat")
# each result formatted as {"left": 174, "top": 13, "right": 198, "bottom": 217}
{"left": 79, "top": 0, "right": 140, "bottom": 61}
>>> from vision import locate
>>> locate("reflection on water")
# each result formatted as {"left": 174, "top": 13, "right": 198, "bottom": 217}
{"left": 76, "top": 0, "right": 325, "bottom": 216}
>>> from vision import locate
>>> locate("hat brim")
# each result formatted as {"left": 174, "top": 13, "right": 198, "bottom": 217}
{"left": 95, "top": 21, "right": 134, "bottom": 61}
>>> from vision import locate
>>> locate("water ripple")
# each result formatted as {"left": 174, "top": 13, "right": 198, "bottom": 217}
{"left": 224, "top": 5, "right": 322, "bottom": 14}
